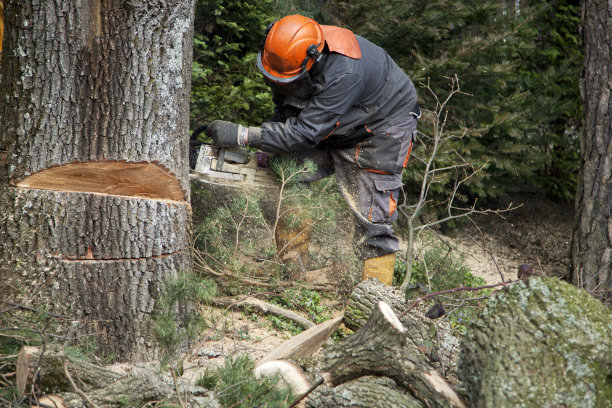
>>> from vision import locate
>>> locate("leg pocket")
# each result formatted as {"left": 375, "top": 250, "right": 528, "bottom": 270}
{"left": 368, "top": 173, "right": 403, "bottom": 224}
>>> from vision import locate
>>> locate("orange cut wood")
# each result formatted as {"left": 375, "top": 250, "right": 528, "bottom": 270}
{"left": 16, "top": 161, "right": 185, "bottom": 202}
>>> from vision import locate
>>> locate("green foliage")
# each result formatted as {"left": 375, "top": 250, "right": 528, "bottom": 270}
{"left": 215, "top": 354, "right": 294, "bottom": 408}
{"left": 191, "top": 0, "right": 276, "bottom": 128}
{"left": 268, "top": 288, "right": 332, "bottom": 334}
{"left": 409, "top": 246, "right": 486, "bottom": 291}
{"left": 153, "top": 270, "right": 217, "bottom": 364}
{"left": 397, "top": 239, "right": 489, "bottom": 333}
{"left": 196, "top": 368, "right": 221, "bottom": 389}
{"left": 328, "top": 0, "right": 581, "bottom": 200}
{"left": 193, "top": 189, "right": 285, "bottom": 284}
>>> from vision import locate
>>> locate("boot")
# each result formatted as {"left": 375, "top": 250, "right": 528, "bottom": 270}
{"left": 362, "top": 252, "right": 396, "bottom": 286}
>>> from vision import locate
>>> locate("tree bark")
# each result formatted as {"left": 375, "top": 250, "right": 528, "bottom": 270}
{"left": 458, "top": 278, "right": 612, "bottom": 408}
{"left": 307, "top": 380, "right": 425, "bottom": 408}
{"left": 16, "top": 346, "right": 219, "bottom": 408}
{"left": 0, "top": 0, "right": 195, "bottom": 361}
{"left": 570, "top": 0, "right": 612, "bottom": 302}
{"left": 322, "top": 301, "right": 468, "bottom": 408}
{"left": 344, "top": 279, "right": 461, "bottom": 372}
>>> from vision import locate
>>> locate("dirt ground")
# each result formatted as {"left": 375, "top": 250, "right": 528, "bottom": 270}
{"left": 437, "top": 190, "right": 574, "bottom": 285}
{"left": 182, "top": 189, "right": 575, "bottom": 381}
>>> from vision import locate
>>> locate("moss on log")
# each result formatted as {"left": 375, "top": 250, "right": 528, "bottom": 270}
{"left": 459, "top": 277, "right": 612, "bottom": 408}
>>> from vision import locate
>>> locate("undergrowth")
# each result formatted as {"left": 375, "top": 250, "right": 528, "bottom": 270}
{"left": 197, "top": 354, "right": 294, "bottom": 408}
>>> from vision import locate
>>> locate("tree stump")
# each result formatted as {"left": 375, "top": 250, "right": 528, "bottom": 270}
{"left": 459, "top": 277, "right": 612, "bottom": 407}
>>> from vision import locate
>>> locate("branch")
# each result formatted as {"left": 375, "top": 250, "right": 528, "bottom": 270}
{"left": 398, "top": 279, "right": 521, "bottom": 319}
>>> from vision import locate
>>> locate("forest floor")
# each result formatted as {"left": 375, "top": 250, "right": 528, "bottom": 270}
{"left": 182, "top": 189, "right": 575, "bottom": 381}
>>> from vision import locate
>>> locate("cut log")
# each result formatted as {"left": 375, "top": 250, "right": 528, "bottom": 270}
{"left": 258, "top": 316, "right": 343, "bottom": 365}
{"left": 212, "top": 297, "right": 315, "bottom": 330}
{"left": 254, "top": 360, "right": 310, "bottom": 395}
{"left": 459, "top": 278, "right": 612, "bottom": 407}
{"left": 345, "top": 279, "right": 461, "bottom": 370}
{"left": 16, "top": 346, "right": 218, "bottom": 408}
{"left": 322, "top": 301, "right": 468, "bottom": 408}
{"left": 307, "top": 380, "right": 425, "bottom": 408}
{"left": 17, "top": 346, "right": 124, "bottom": 396}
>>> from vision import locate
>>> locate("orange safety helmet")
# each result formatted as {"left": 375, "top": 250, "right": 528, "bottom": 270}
{"left": 257, "top": 15, "right": 325, "bottom": 85}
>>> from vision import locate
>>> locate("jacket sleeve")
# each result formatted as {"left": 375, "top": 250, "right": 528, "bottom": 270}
{"left": 258, "top": 73, "right": 364, "bottom": 153}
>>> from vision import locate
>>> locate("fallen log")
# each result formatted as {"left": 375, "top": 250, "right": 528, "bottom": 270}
{"left": 17, "top": 346, "right": 124, "bottom": 396}
{"left": 307, "top": 379, "right": 425, "bottom": 408}
{"left": 212, "top": 296, "right": 315, "bottom": 329}
{"left": 345, "top": 279, "right": 461, "bottom": 370}
{"left": 16, "top": 346, "right": 218, "bottom": 407}
{"left": 322, "top": 301, "right": 468, "bottom": 408}
{"left": 459, "top": 277, "right": 612, "bottom": 407}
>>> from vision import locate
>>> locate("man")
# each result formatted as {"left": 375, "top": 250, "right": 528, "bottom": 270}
{"left": 207, "top": 15, "right": 419, "bottom": 286}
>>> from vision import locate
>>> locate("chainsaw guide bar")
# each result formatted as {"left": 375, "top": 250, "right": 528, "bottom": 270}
{"left": 189, "top": 145, "right": 278, "bottom": 190}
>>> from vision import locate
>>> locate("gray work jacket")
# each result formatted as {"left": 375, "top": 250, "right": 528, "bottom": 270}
{"left": 259, "top": 35, "right": 418, "bottom": 155}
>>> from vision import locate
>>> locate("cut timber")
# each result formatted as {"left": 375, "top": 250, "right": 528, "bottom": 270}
{"left": 254, "top": 360, "right": 310, "bottom": 395}
{"left": 322, "top": 301, "right": 467, "bottom": 408}
{"left": 258, "top": 316, "right": 343, "bottom": 365}
{"left": 212, "top": 297, "right": 315, "bottom": 330}
{"left": 345, "top": 279, "right": 461, "bottom": 370}
{"left": 16, "top": 346, "right": 217, "bottom": 408}
{"left": 307, "top": 380, "right": 425, "bottom": 408}
{"left": 16, "top": 161, "right": 185, "bottom": 202}
{"left": 17, "top": 346, "right": 124, "bottom": 396}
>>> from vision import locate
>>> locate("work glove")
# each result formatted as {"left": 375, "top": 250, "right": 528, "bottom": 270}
{"left": 206, "top": 120, "right": 262, "bottom": 148}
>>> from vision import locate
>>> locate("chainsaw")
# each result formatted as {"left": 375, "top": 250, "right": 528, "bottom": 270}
{"left": 188, "top": 125, "right": 278, "bottom": 190}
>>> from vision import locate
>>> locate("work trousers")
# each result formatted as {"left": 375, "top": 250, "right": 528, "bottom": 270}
{"left": 287, "top": 115, "right": 418, "bottom": 260}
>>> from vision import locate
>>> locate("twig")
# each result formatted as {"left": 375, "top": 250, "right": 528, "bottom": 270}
{"left": 289, "top": 378, "right": 324, "bottom": 408}
{"left": 63, "top": 361, "right": 100, "bottom": 408}
{"left": 466, "top": 235, "right": 506, "bottom": 283}
{"left": 398, "top": 279, "right": 520, "bottom": 319}
{"left": 169, "top": 366, "right": 187, "bottom": 408}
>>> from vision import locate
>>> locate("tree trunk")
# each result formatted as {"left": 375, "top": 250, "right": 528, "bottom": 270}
{"left": 344, "top": 279, "right": 461, "bottom": 372}
{"left": 570, "top": 0, "right": 612, "bottom": 302}
{"left": 0, "top": 0, "right": 194, "bottom": 361}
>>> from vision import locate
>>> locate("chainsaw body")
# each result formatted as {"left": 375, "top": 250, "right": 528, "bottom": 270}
{"left": 189, "top": 144, "right": 278, "bottom": 190}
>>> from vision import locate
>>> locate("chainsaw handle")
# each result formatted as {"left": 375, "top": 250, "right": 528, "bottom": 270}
{"left": 191, "top": 124, "right": 209, "bottom": 141}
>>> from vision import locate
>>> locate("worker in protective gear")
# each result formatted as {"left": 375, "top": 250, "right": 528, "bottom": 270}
{"left": 207, "top": 15, "right": 420, "bottom": 286}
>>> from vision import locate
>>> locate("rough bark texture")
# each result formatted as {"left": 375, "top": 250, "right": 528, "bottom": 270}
{"left": 307, "top": 379, "right": 424, "bottom": 408}
{"left": 17, "top": 346, "right": 219, "bottom": 408}
{"left": 458, "top": 278, "right": 612, "bottom": 408}
{"left": 322, "top": 301, "right": 468, "bottom": 408}
{"left": 17, "top": 346, "right": 123, "bottom": 396}
{"left": 570, "top": 0, "right": 612, "bottom": 302}
{"left": 345, "top": 279, "right": 461, "bottom": 373}
{"left": 0, "top": 0, "right": 193, "bottom": 194}
{"left": 0, "top": 0, "right": 195, "bottom": 361}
